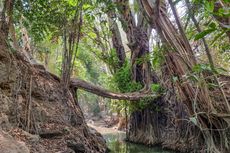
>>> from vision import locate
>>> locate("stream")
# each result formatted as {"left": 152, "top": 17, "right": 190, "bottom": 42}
{"left": 88, "top": 121, "right": 175, "bottom": 153}
{"left": 103, "top": 132, "right": 175, "bottom": 153}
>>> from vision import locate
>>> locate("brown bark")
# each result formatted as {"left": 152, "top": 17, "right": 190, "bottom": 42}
{"left": 70, "top": 78, "right": 159, "bottom": 101}
{"left": 139, "top": 0, "right": 215, "bottom": 113}
{"left": 138, "top": 1, "right": 230, "bottom": 152}
{"left": 0, "top": 26, "right": 107, "bottom": 152}
{"left": 185, "top": 0, "right": 230, "bottom": 112}
{"left": 115, "top": 0, "right": 153, "bottom": 91}
{"left": 168, "top": 0, "right": 196, "bottom": 62}
{"left": 1, "top": 0, "right": 14, "bottom": 36}
{"left": 141, "top": 0, "right": 196, "bottom": 68}
{"left": 61, "top": 5, "right": 82, "bottom": 93}
{"left": 213, "top": 1, "right": 230, "bottom": 41}
{"left": 108, "top": 11, "right": 126, "bottom": 69}
{"left": 9, "top": 22, "right": 20, "bottom": 50}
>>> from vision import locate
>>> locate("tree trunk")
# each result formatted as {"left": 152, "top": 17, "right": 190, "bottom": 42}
{"left": 115, "top": 0, "right": 154, "bottom": 91}
{"left": 134, "top": 0, "right": 230, "bottom": 152}
{"left": 108, "top": 11, "right": 126, "bottom": 70}
{"left": 185, "top": 0, "right": 230, "bottom": 112}
{"left": 1, "top": 0, "right": 13, "bottom": 36}
{"left": 213, "top": 1, "right": 230, "bottom": 41}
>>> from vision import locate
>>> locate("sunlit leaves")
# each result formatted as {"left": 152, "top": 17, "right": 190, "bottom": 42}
{"left": 204, "top": 0, "right": 214, "bottom": 13}
{"left": 150, "top": 83, "right": 161, "bottom": 92}
{"left": 192, "top": 63, "right": 212, "bottom": 73}
{"left": 14, "top": 0, "right": 80, "bottom": 42}
{"left": 194, "top": 28, "right": 216, "bottom": 40}
{"left": 194, "top": 22, "right": 217, "bottom": 40}
{"left": 113, "top": 63, "right": 142, "bottom": 93}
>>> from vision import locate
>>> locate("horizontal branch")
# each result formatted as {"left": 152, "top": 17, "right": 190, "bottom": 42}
{"left": 70, "top": 79, "right": 159, "bottom": 101}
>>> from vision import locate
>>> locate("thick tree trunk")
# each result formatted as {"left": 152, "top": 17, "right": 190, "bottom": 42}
{"left": 132, "top": 0, "right": 230, "bottom": 152}
{"left": 115, "top": 0, "right": 154, "bottom": 91}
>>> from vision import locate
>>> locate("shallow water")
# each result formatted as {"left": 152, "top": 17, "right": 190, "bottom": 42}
{"left": 103, "top": 132, "right": 175, "bottom": 153}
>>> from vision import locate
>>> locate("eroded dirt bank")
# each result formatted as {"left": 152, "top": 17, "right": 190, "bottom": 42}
{"left": 0, "top": 31, "right": 107, "bottom": 152}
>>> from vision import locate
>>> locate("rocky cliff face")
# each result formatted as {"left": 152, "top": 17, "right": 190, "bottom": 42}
{"left": 0, "top": 31, "right": 107, "bottom": 152}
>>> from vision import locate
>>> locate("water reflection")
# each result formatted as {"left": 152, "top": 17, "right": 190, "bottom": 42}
{"left": 103, "top": 133, "right": 174, "bottom": 153}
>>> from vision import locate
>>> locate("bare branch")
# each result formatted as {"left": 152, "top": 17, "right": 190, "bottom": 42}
{"left": 70, "top": 79, "right": 159, "bottom": 101}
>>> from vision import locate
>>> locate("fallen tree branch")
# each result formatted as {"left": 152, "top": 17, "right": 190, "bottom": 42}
{"left": 36, "top": 69, "right": 159, "bottom": 101}
{"left": 70, "top": 79, "right": 159, "bottom": 101}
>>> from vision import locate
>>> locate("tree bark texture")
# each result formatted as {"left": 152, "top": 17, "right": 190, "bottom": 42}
{"left": 70, "top": 78, "right": 159, "bottom": 101}
{"left": 115, "top": 0, "right": 154, "bottom": 91}
{"left": 108, "top": 11, "right": 126, "bottom": 70}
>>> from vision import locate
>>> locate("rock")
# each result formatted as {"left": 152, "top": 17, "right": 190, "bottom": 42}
{"left": 39, "top": 131, "right": 63, "bottom": 139}
{"left": 0, "top": 90, "right": 12, "bottom": 130}
{"left": 67, "top": 140, "right": 86, "bottom": 153}
{"left": 89, "top": 127, "right": 106, "bottom": 144}
{"left": 21, "top": 130, "right": 40, "bottom": 142}
{"left": 0, "top": 130, "right": 30, "bottom": 153}
{"left": 0, "top": 113, "right": 11, "bottom": 130}
{"left": 117, "top": 116, "right": 126, "bottom": 130}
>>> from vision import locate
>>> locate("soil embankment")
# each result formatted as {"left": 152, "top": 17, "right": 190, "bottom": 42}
{"left": 0, "top": 31, "right": 107, "bottom": 152}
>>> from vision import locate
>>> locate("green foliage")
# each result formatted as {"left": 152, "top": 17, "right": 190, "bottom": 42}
{"left": 184, "top": 63, "right": 228, "bottom": 88}
{"left": 192, "top": 63, "right": 227, "bottom": 75}
{"left": 113, "top": 62, "right": 142, "bottom": 93}
{"left": 14, "top": 0, "right": 86, "bottom": 42}
{"left": 104, "top": 48, "right": 120, "bottom": 71}
{"left": 108, "top": 62, "right": 145, "bottom": 115}
{"left": 110, "top": 62, "right": 165, "bottom": 114}
{"left": 194, "top": 22, "right": 220, "bottom": 41}
{"left": 204, "top": 0, "right": 214, "bottom": 13}
{"left": 192, "top": 63, "right": 212, "bottom": 73}
{"left": 128, "top": 97, "right": 162, "bottom": 113}
{"left": 194, "top": 25, "right": 216, "bottom": 40}
{"left": 210, "top": 29, "right": 226, "bottom": 45}
{"left": 151, "top": 44, "right": 165, "bottom": 70}
{"left": 151, "top": 83, "right": 162, "bottom": 93}
{"left": 184, "top": 64, "right": 213, "bottom": 83}
{"left": 9, "top": 0, "right": 229, "bottom": 127}
{"left": 129, "top": 101, "right": 150, "bottom": 113}
{"left": 192, "top": 0, "right": 230, "bottom": 42}
{"left": 136, "top": 54, "right": 150, "bottom": 65}
{"left": 77, "top": 44, "right": 101, "bottom": 83}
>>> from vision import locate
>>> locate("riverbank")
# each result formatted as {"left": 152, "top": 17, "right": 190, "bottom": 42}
{"left": 87, "top": 120, "right": 175, "bottom": 153}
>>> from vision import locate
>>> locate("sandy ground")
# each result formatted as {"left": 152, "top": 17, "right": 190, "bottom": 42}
{"left": 88, "top": 123, "right": 122, "bottom": 134}
{"left": 87, "top": 118, "right": 125, "bottom": 135}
